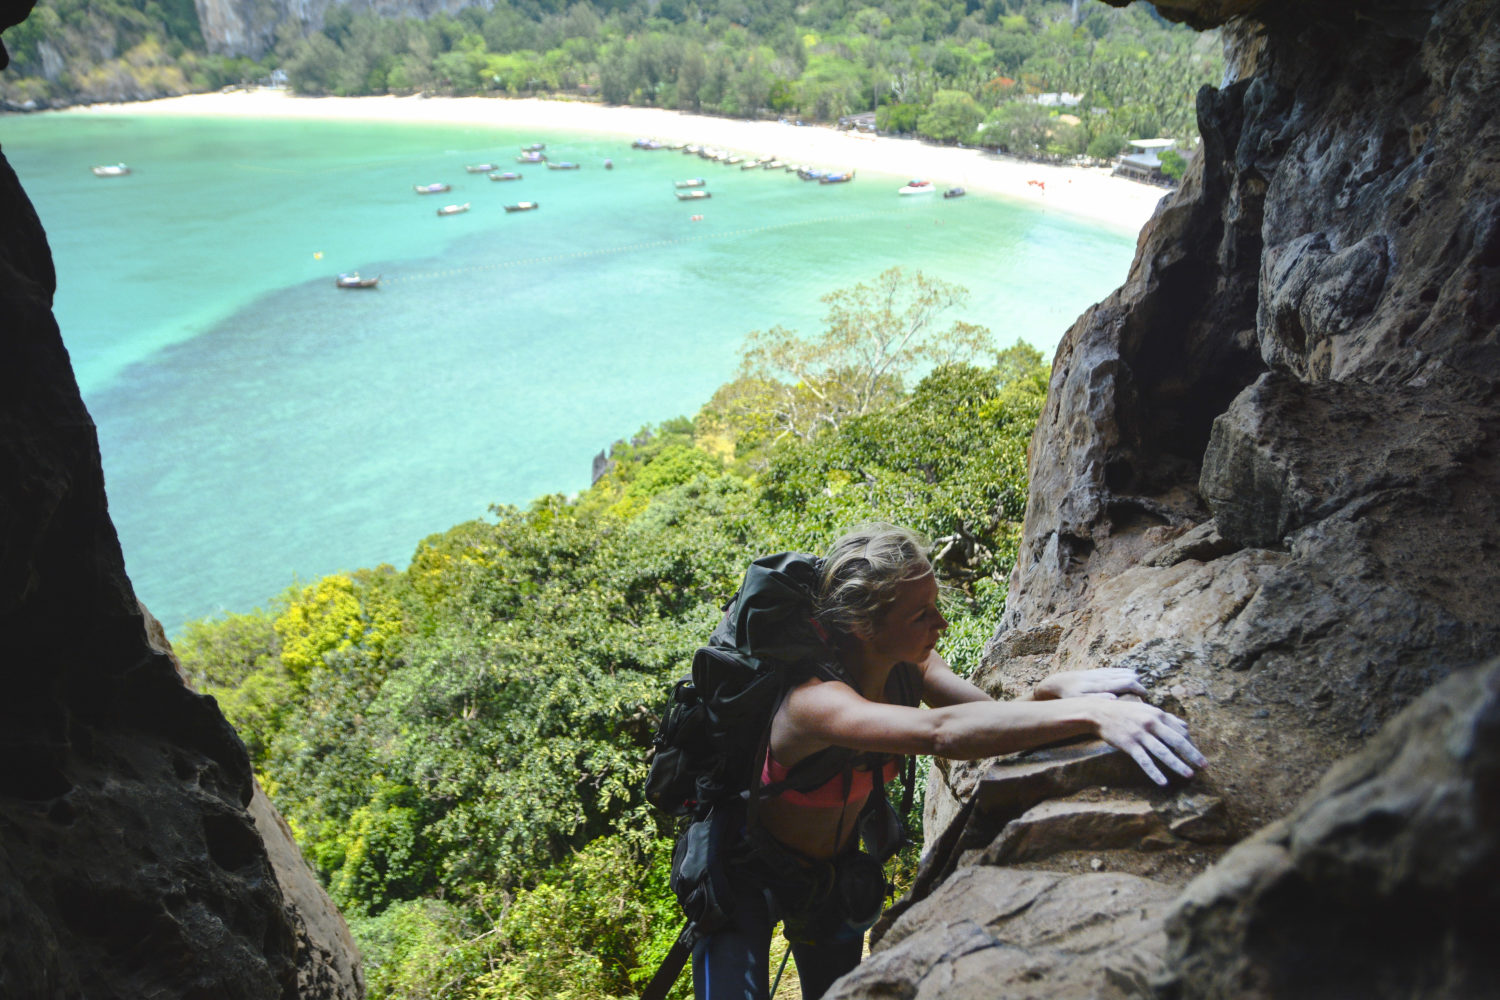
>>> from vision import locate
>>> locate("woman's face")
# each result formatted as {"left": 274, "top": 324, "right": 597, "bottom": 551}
{"left": 866, "top": 573, "right": 948, "bottom": 664}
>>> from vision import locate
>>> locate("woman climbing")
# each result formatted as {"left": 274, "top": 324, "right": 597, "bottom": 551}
{"left": 691, "top": 522, "right": 1206, "bottom": 1000}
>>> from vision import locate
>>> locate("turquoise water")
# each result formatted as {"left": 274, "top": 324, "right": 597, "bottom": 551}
{"left": 2, "top": 111, "right": 1139, "bottom": 632}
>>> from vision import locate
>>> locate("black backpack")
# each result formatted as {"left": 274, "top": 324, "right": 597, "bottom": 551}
{"left": 646, "top": 551, "right": 844, "bottom": 819}
{"left": 639, "top": 552, "right": 917, "bottom": 1000}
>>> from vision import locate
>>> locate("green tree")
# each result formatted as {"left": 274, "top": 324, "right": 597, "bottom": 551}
{"left": 916, "top": 88, "right": 983, "bottom": 143}
{"left": 1086, "top": 130, "right": 1128, "bottom": 160}
{"left": 739, "top": 268, "right": 993, "bottom": 441}
{"left": 876, "top": 101, "right": 921, "bottom": 134}
{"left": 798, "top": 51, "right": 867, "bottom": 120}
{"left": 1159, "top": 147, "right": 1187, "bottom": 180}
{"left": 979, "top": 100, "right": 1051, "bottom": 153}
{"left": 274, "top": 572, "right": 403, "bottom": 683}
{"left": 282, "top": 32, "right": 347, "bottom": 95}
{"left": 676, "top": 43, "right": 708, "bottom": 109}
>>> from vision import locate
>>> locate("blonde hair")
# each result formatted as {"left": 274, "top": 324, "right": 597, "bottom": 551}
{"left": 817, "top": 523, "right": 933, "bottom": 639}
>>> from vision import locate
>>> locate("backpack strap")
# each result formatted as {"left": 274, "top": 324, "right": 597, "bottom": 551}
{"left": 753, "top": 743, "right": 863, "bottom": 800}
{"left": 893, "top": 661, "right": 920, "bottom": 819}
{"left": 754, "top": 658, "right": 923, "bottom": 805}
{"left": 639, "top": 921, "right": 696, "bottom": 1000}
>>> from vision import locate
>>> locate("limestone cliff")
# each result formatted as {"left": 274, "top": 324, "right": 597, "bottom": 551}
{"left": 193, "top": 0, "right": 480, "bottom": 58}
{"left": 848, "top": 1, "right": 1500, "bottom": 997}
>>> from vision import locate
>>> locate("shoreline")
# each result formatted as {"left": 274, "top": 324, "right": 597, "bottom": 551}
{"left": 60, "top": 90, "right": 1168, "bottom": 235}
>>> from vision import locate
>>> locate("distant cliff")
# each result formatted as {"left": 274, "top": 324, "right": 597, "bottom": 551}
{"left": 192, "top": 0, "right": 475, "bottom": 59}
{"left": 844, "top": 1, "right": 1500, "bottom": 998}
{"left": 0, "top": 0, "right": 482, "bottom": 106}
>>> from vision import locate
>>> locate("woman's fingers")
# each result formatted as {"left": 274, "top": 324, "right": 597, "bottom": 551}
{"left": 1139, "top": 730, "right": 1197, "bottom": 779}
{"left": 1043, "top": 667, "right": 1149, "bottom": 700}
{"left": 1106, "top": 668, "right": 1149, "bottom": 698}
{"left": 1124, "top": 743, "right": 1169, "bottom": 786}
{"left": 1157, "top": 722, "right": 1208, "bottom": 769}
{"left": 1084, "top": 668, "right": 1139, "bottom": 693}
{"left": 1159, "top": 710, "right": 1191, "bottom": 735}
{"left": 1098, "top": 702, "right": 1208, "bottom": 784}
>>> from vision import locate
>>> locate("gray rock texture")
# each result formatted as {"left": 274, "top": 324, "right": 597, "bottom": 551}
{"left": 193, "top": 0, "right": 483, "bottom": 58}
{"left": 1158, "top": 658, "right": 1500, "bottom": 999}
{"left": 0, "top": 93, "right": 362, "bottom": 1000}
{"left": 248, "top": 786, "right": 365, "bottom": 999}
{"left": 866, "top": 1, "right": 1500, "bottom": 998}
{"left": 841, "top": 867, "right": 1176, "bottom": 1000}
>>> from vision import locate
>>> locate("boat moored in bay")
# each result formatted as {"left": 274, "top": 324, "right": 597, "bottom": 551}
{"left": 504, "top": 201, "right": 540, "bottom": 212}
{"left": 336, "top": 272, "right": 380, "bottom": 289}
{"left": 414, "top": 182, "right": 452, "bottom": 194}
{"left": 437, "top": 203, "right": 471, "bottom": 216}
{"left": 489, "top": 171, "right": 523, "bottom": 181}
{"left": 91, "top": 163, "right": 130, "bottom": 177}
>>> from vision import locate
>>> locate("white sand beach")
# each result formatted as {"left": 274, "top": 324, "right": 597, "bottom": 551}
{"left": 67, "top": 89, "right": 1169, "bottom": 235}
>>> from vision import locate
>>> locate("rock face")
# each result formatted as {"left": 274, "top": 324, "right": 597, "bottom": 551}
{"left": 850, "top": 1, "right": 1500, "bottom": 998}
{"left": 0, "top": 76, "right": 362, "bottom": 1000}
{"left": 248, "top": 785, "right": 365, "bottom": 998}
{"left": 193, "top": 0, "right": 484, "bottom": 58}
{"left": 841, "top": 868, "right": 1177, "bottom": 1000}
{"left": 1158, "top": 658, "right": 1500, "bottom": 999}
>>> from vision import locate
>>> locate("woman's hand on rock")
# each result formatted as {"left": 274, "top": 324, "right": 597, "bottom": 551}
{"left": 1090, "top": 699, "right": 1207, "bottom": 786}
{"left": 1034, "top": 667, "right": 1149, "bottom": 701}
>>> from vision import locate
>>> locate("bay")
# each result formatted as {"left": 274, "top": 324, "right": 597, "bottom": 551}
{"left": 2, "top": 111, "right": 1136, "bottom": 633}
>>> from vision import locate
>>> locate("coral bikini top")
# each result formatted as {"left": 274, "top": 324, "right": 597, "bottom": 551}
{"left": 757, "top": 660, "right": 920, "bottom": 809}
{"left": 760, "top": 750, "right": 900, "bottom": 809}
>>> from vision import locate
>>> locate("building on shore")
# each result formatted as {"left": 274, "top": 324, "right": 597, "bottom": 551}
{"left": 1113, "top": 138, "right": 1180, "bottom": 183}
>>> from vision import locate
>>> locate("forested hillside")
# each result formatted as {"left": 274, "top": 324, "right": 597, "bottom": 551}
{"left": 177, "top": 270, "right": 1050, "bottom": 998}
{"left": 0, "top": 0, "right": 258, "bottom": 105}
{"left": 2, "top": 0, "right": 1219, "bottom": 157}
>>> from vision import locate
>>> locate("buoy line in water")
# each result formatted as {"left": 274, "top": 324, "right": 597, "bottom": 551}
{"left": 381, "top": 209, "right": 902, "bottom": 284}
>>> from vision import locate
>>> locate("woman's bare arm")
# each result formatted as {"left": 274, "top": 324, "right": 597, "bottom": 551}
{"left": 783, "top": 676, "right": 1206, "bottom": 786}
{"left": 919, "top": 652, "right": 1151, "bottom": 705}
{"left": 917, "top": 651, "right": 992, "bottom": 707}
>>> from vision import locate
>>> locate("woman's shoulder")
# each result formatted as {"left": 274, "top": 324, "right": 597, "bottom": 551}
{"left": 785, "top": 663, "right": 920, "bottom": 707}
